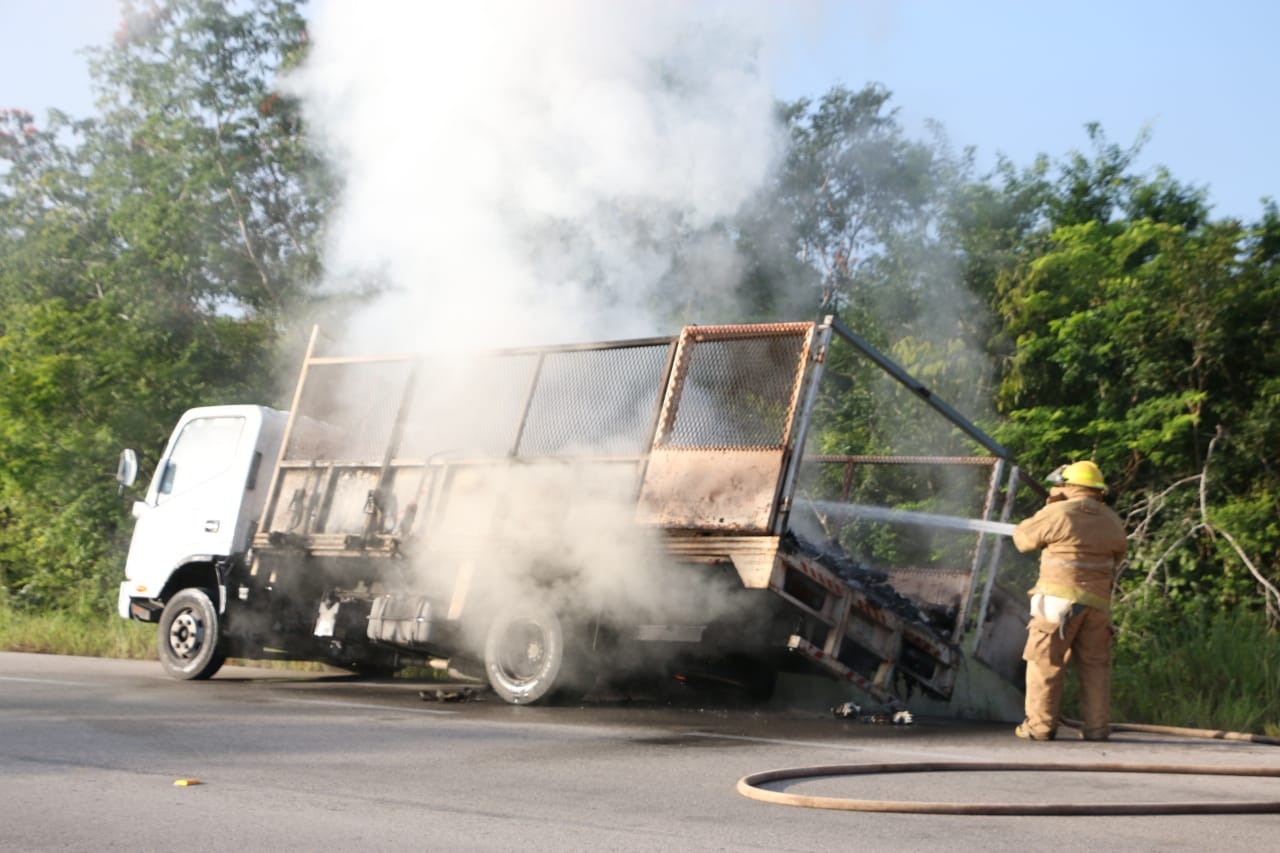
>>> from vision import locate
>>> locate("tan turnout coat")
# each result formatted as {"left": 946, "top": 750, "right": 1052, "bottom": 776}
{"left": 1012, "top": 485, "right": 1128, "bottom": 612}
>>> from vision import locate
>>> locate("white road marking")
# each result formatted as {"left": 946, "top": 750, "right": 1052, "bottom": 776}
{"left": 0, "top": 676, "right": 96, "bottom": 687}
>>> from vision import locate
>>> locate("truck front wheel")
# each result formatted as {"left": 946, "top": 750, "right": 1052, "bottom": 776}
{"left": 158, "top": 588, "right": 227, "bottom": 680}
{"left": 483, "top": 603, "right": 574, "bottom": 705}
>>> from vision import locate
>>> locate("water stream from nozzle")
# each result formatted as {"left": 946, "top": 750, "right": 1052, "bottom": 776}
{"left": 805, "top": 500, "right": 1017, "bottom": 537}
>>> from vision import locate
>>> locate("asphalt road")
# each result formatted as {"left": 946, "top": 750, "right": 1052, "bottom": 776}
{"left": 2, "top": 652, "right": 1277, "bottom": 851}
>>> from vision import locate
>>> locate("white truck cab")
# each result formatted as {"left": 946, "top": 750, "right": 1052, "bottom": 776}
{"left": 117, "top": 405, "right": 287, "bottom": 622}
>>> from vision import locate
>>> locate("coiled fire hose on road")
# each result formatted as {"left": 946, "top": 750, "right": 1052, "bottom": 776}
{"left": 737, "top": 722, "right": 1280, "bottom": 814}
{"left": 736, "top": 760, "right": 1280, "bottom": 815}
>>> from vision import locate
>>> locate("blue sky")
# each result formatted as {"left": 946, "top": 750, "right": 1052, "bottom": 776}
{"left": 3, "top": 0, "right": 1275, "bottom": 222}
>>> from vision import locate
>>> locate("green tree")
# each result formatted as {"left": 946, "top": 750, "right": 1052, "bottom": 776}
{"left": 986, "top": 131, "right": 1280, "bottom": 621}
{"left": 742, "top": 86, "right": 1005, "bottom": 568}
{"left": 0, "top": 0, "right": 325, "bottom": 613}
{"left": 87, "top": 0, "right": 327, "bottom": 319}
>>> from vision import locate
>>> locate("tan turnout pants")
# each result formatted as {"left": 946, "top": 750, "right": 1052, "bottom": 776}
{"left": 1022, "top": 605, "right": 1112, "bottom": 740}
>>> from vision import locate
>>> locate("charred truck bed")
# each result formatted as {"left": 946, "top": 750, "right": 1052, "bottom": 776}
{"left": 123, "top": 316, "right": 1028, "bottom": 712}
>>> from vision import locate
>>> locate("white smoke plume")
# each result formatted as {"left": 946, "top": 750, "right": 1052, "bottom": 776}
{"left": 274, "top": 1, "right": 836, "bottom": 693}
{"left": 289, "top": 0, "right": 803, "bottom": 352}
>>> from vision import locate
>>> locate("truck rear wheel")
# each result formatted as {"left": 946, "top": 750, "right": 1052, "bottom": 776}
{"left": 483, "top": 603, "right": 573, "bottom": 705}
{"left": 158, "top": 588, "right": 227, "bottom": 680}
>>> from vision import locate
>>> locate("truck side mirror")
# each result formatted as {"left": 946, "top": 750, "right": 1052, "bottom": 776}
{"left": 117, "top": 449, "right": 139, "bottom": 490}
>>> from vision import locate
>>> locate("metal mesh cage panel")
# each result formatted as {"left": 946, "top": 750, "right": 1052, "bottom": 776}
{"left": 659, "top": 331, "right": 807, "bottom": 449}
{"left": 284, "top": 360, "right": 411, "bottom": 461}
{"left": 516, "top": 343, "right": 670, "bottom": 456}
{"left": 290, "top": 341, "right": 672, "bottom": 463}
{"left": 397, "top": 352, "right": 541, "bottom": 460}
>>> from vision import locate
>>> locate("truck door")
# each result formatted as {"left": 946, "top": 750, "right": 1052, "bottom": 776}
{"left": 124, "top": 413, "right": 252, "bottom": 589}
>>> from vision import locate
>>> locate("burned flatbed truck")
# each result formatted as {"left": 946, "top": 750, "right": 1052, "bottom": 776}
{"left": 118, "top": 317, "right": 1030, "bottom": 715}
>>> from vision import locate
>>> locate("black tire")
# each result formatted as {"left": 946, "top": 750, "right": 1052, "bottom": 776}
{"left": 483, "top": 603, "right": 572, "bottom": 705}
{"left": 157, "top": 588, "right": 227, "bottom": 680}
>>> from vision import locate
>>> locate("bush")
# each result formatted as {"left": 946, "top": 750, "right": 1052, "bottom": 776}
{"left": 1110, "top": 593, "right": 1280, "bottom": 737}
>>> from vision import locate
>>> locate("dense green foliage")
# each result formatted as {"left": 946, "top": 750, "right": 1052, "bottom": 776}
{"left": 1109, "top": 591, "right": 1280, "bottom": 735}
{"left": 1, "top": 1, "right": 1276, "bottom": 730}
{"left": 0, "top": 0, "right": 325, "bottom": 613}
{"left": 973, "top": 129, "right": 1280, "bottom": 624}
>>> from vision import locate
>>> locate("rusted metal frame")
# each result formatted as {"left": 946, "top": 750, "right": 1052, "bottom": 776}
{"left": 296, "top": 533, "right": 399, "bottom": 559}
{"left": 786, "top": 550, "right": 956, "bottom": 668}
{"left": 772, "top": 322, "right": 819, "bottom": 453}
{"left": 786, "top": 635, "right": 899, "bottom": 707}
{"left": 771, "top": 321, "right": 830, "bottom": 534}
{"left": 639, "top": 336, "right": 681, "bottom": 459}
{"left": 776, "top": 549, "right": 956, "bottom": 699}
{"left": 652, "top": 323, "right": 816, "bottom": 449}
{"left": 836, "top": 601, "right": 910, "bottom": 693}
{"left": 970, "top": 463, "right": 1022, "bottom": 657}
{"left": 600, "top": 334, "right": 679, "bottom": 510}
{"left": 497, "top": 334, "right": 674, "bottom": 355}
{"left": 682, "top": 321, "right": 816, "bottom": 340}
{"left": 255, "top": 325, "right": 321, "bottom": 558}
{"left": 303, "top": 333, "right": 675, "bottom": 366}
{"left": 389, "top": 452, "right": 648, "bottom": 467}
{"left": 304, "top": 353, "right": 418, "bottom": 366}
{"left": 896, "top": 617, "right": 956, "bottom": 666}
{"left": 776, "top": 549, "right": 848, "bottom": 597}
{"left": 841, "top": 610, "right": 899, "bottom": 666}
{"left": 809, "top": 454, "right": 998, "bottom": 466}
{"left": 829, "top": 316, "right": 1011, "bottom": 461}
{"left": 770, "top": 581, "right": 837, "bottom": 631}
{"left": 952, "top": 457, "right": 1007, "bottom": 644}
{"left": 651, "top": 327, "right": 696, "bottom": 446}
{"left": 872, "top": 659, "right": 898, "bottom": 691}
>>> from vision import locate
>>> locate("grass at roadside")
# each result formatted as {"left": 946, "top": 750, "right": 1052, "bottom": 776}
{"left": 0, "top": 601, "right": 431, "bottom": 676}
{"left": 1110, "top": 604, "right": 1280, "bottom": 738}
{"left": 0, "top": 602, "right": 156, "bottom": 659}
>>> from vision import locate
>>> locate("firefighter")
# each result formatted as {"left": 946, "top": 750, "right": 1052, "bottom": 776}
{"left": 1012, "top": 461, "right": 1127, "bottom": 741}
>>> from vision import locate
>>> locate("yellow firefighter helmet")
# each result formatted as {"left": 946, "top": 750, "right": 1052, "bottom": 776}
{"left": 1048, "top": 460, "right": 1108, "bottom": 492}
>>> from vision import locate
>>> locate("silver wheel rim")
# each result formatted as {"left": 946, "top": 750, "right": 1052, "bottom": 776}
{"left": 497, "top": 619, "right": 545, "bottom": 684}
{"left": 168, "top": 610, "right": 203, "bottom": 659}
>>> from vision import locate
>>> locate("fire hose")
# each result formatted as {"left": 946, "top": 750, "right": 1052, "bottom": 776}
{"left": 1066, "top": 718, "right": 1280, "bottom": 747}
{"left": 737, "top": 723, "right": 1280, "bottom": 815}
